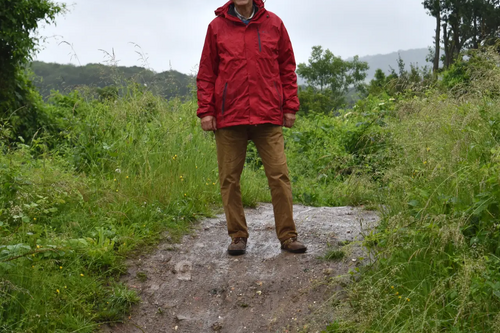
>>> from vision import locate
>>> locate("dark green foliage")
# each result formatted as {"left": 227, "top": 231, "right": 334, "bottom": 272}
{"left": 441, "top": 61, "right": 470, "bottom": 90}
{"left": 0, "top": 0, "right": 63, "bottom": 88}
{"left": 297, "top": 46, "right": 368, "bottom": 112}
{"left": 296, "top": 86, "right": 332, "bottom": 114}
{"left": 0, "top": 0, "right": 64, "bottom": 140}
{"left": 366, "top": 69, "right": 388, "bottom": 96}
{"left": 0, "top": 70, "right": 49, "bottom": 142}
{"left": 423, "top": 0, "right": 500, "bottom": 69}
{"left": 31, "top": 61, "right": 195, "bottom": 100}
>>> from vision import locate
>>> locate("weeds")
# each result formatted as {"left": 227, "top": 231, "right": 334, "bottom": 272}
{"left": 4, "top": 45, "right": 500, "bottom": 333}
{"left": 325, "top": 48, "right": 500, "bottom": 333}
{"left": 0, "top": 91, "right": 270, "bottom": 331}
{"left": 323, "top": 248, "right": 345, "bottom": 261}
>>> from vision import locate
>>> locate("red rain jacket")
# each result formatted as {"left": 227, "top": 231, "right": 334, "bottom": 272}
{"left": 196, "top": 0, "right": 299, "bottom": 129}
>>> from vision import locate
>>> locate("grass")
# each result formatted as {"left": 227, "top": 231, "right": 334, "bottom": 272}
{"left": 4, "top": 48, "right": 500, "bottom": 332}
{"left": 0, "top": 91, "right": 272, "bottom": 332}
{"left": 323, "top": 48, "right": 500, "bottom": 333}
{"left": 323, "top": 248, "right": 346, "bottom": 261}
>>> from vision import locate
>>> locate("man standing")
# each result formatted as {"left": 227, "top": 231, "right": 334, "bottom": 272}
{"left": 197, "top": 0, "right": 307, "bottom": 255}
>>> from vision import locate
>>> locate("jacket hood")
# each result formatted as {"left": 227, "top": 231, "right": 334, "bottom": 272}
{"left": 215, "top": 0, "right": 265, "bottom": 18}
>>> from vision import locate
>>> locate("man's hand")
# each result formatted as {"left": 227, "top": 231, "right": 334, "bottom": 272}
{"left": 283, "top": 113, "right": 296, "bottom": 128}
{"left": 201, "top": 116, "right": 217, "bottom": 131}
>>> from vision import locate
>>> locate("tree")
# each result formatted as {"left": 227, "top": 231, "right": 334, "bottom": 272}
{"left": 423, "top": 0, "right": 442, "bottom": 73}
{"left": 297, "top": 46, "right": 368, "bottom": 112}
{"left": 0, "top": 0, "right": 64, "bottom": 139}
{"left": 367, "top": 69, "right": 388, "bottom": 96}
{"left": 423, "top": 0, "right": 500, "bottom": 69}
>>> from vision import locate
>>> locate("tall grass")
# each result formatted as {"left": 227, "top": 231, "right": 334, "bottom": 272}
{"left": 6, "top": 48, "right": 498, "bottom": 332}
{"left": 0, "top": 90, "right": 271, "bottom": 332}
{"left": 325, "top": 48, "right": 500, "bottom": 333}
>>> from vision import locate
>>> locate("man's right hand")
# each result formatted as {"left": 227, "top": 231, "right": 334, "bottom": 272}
{"left": 201, "top": 116, "right": 217, "bottom": 131}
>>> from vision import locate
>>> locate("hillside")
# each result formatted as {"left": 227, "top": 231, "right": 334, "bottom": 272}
{"left": 358, "top": 47, "right": 432, "bottom": 80}
{"left": 31, "top": 61, "right": 194, "bottom": 100}
{"left": 31, "top": 48, "right": 431, "bottom": 98}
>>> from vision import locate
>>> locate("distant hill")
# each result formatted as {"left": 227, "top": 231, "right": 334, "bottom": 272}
{"left": 32, "top": 48, "right": 431, "bottom": 99}
{"left": 358, "top": 48, "right": 432, "bottom": 81}
{"left": 297, "top": 48, "right": 432, "bottom": 86}
{"left": 31, "top": 61, "right": 194, "bottom": 100}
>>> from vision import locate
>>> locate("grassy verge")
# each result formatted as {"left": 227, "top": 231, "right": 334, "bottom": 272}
{"left": 0, "top": 91, "right": 271, "bottom": 332}
{"left": 324, "top": 49, "right": 500, "bottom": 333}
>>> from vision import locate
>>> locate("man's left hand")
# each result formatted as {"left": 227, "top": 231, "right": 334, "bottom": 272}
{"left": 283, "top": 113, "right": 296, "bottom": 128}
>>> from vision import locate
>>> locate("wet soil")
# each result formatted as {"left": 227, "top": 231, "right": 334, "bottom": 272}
{"left": 102, "top": 203, "right": 378, "bottom": 333}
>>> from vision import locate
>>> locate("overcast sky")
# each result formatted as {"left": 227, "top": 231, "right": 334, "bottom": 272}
{"left": 35, "top": 0, "right": 436, "bottom": 74}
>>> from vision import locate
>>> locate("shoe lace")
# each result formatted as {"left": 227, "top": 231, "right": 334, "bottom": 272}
{"left": 233, "top": 237, "right": 246, "bottom": 244}
{"left": 282, "top": 237, "right": 297, "bottom": 247}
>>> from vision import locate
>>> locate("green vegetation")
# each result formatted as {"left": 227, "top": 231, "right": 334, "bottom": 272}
{"left": 323, "top": 248, "right": 346, "bottom": 261}
{"left": 0, "top": 0, "right": 64, "bottom": 141}
{"left": 31, "top": 61, "right": 194, "bottom": 100}
{"left": 297, "top": 46, "right": 368, "bottom": 112}
{"left": 2, "top": 0, "right": 500, "bottom": 332}
{"left": 424, "top": 0, "right": 500, "bottom": 70}
{"left": 0, "top": 95, "right": 206, "bottom": 331}
{"left": 322, "top": 47, "right": 500, "bottom": 332}
{"left": 0, "top": 90, "right": 277, "bottom": 331}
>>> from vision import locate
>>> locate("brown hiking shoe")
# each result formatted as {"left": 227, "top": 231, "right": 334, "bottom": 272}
{"left": 281, "top": 237, "right": 307, "bottom": 253}
{"left": 228, "top": 237, "right": 247, "bottom": 256}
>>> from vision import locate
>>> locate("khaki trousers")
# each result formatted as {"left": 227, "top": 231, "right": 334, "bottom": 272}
{"left": 215, "top": 124, "right": 297, "bottom": 243}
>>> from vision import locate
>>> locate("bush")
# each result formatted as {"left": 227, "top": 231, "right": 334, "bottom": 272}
{"left": 0, "top": 0, "right": 64, "bottom": 141}
{"left": 327, "top": 47, "right": 500, "bottom": 333}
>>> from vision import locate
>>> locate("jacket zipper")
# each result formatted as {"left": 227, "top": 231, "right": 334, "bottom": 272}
{"left": 257, "top": 26, "right": 262, "bottom": 53}
{"left": 274, "top": 82, "right": 283, "bottom": 112}
{"left": 221, "top": 82, "right": 228, "bottom": 115}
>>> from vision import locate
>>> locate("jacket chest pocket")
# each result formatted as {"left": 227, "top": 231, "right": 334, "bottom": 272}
{"left": 256, "top": 26, "right": 279, "bottom": 58}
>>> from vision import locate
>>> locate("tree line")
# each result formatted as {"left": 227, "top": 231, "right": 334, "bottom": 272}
{"left": 424, "top": 0, "right": 500, "bottom": 71}
{"left": 31, "top": 61, "right": 194, "bottom": 101}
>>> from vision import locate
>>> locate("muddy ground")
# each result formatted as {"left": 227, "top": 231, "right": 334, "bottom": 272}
{"left": 102, "top": 203, "right": 378, "bottom": 333}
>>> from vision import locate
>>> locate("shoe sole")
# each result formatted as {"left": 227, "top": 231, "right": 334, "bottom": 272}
{"left": 227, "top": 249, "right": 246, "bottom": 256}
{"left": 282, "top": 247, "right": 307, "bottom": 253}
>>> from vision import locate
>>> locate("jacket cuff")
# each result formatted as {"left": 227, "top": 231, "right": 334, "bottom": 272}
{"left": 197, "top": 109, "right": 216, "bottom": 119}
{"left": 283, "top": 108, "right": 298, "bottom": 115}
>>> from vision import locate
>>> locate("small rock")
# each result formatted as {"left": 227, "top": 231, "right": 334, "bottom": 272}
{"left": 156, "top": 254, "right": 172, "bottom": 262}
{"left": 174, "top": 260, "right": 193, "bottom": 281}
{"left": 211, "top": 322, "right": 223, "bottom": 331}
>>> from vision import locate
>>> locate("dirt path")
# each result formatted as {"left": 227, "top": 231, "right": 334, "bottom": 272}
{"left": 102, "top": 204, "right": 378, "bottom": 333}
